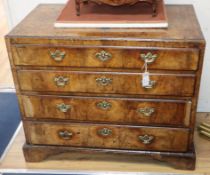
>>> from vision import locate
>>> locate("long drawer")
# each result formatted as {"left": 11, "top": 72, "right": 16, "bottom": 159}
{"left": 12, "top": 46, "right": 199, "bottom": 71}
{"left": 17, "top": 70, "right": 195, "bottom": 96}
{"left": 20, "top": 95, "right": 191, "bottom": 127}
{"left": 24, "top": 121, "right": 189, "bottom": 152}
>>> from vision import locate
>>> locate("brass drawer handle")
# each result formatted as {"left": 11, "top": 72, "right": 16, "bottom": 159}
{"left": 139, "top": 135, "right": 154, "bottom": 145}
{"left": 58, "top": 130, "right": 73, "bottom": 140}
{"left": 140, "top": 52, "right": 158, "bottom": 64}
{"left": 96, "top": 101, "right": 112, "bottom": 110}
{"left": 50, "top": 50, "right": 66, "bottom": 62}
{"left": 98, "top": 128, "right": 112, "bottom": 137}
{"left": 143, "top": 80, "right": 156, "bottom": 89}
{"left": 54, "top": 76, "right": 69, "bottom": 87}
{"left": 96, "top": 77, "right": 112, "bottom": 86}
{"left": 137, "top": 107, "right": 155, "bottom": 117}
{"left": 57, "top": 103, "right": 71, "bottom": 113}
{"left": 95, "top": 50, "right": 112, "bottom": 62}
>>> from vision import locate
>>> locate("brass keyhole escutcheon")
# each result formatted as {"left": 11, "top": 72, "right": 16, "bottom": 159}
{"left": 95, "top": 50, "right": 112, "bottom": 62}
{"left": 139, "top": 135, "right": 154, "bottom": 145}
{"left": 50, "top": 50, "right": 66, "bottom": 62}
{"left": 140, "top": 52, "right": 158, "bottom": 64}
{"left": 96, "top": 101, "right": 112, "bottom": 110}
{"left": 98, "top": 128, "right": 112, "bottom": 137}
{"left": 96, "top": 77, "right": 112, "bottom": 86}
{"left": 58, "top": 130, "right": 73, "bottom": 140}
{"left": 54, "top": 76, "right": 69, "bottom": 87}
{"left": 56, "top": 103, "right": 71, "bottom": 113}
{"left": 137, "top": 107, "right": 155, "bottom": 117}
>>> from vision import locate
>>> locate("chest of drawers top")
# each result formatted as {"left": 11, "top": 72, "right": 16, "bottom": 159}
{"left": 6, "top": 5, "right": 204, "bottom": 47}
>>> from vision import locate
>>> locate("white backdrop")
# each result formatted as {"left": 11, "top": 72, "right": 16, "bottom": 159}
{"left": 4, "top": 0, "right": 210, "bottom": 112}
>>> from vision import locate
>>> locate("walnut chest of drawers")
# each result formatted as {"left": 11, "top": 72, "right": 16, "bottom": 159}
{"left": 6, "top": 4, "right": 205, "bottom": 170}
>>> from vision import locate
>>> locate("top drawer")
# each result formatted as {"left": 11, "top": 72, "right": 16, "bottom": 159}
{"left": 12, "top": 45, "right": 199, "bottom": 71}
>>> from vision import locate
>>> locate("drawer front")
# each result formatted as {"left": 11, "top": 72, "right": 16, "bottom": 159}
{"left": 24, "top": 122, "right": 189, "bottom": 152}
{"left": 13, "top": 46, "right": 199, "bottom": 71}
{"left": 20, "top": 95, "right": 191, "bottom": 127}
{"left": 18, "top": 70, "right": 195, "bottom": 96}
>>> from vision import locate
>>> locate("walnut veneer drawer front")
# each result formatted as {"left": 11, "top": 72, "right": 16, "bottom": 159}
{"left": 13, "top": 46, "right": 199, "bottom": 71}
{"left": 20, "top": 95, "right": 191, "bottom": 127}
{"left": 17, "top": 70, "right": 195, "bottom": 96}
{"left": 24, "top": 122, "right": 189, "bottom": 152}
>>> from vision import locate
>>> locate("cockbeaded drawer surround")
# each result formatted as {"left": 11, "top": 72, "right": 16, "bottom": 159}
{"left": 17, "top": 70, "right": 195, "bottom": 96}
{"left": 6, "top": 4, "right": 205, "bottom": 170}
{"left": 19, "top": 95, "right": 192, "bottom": 127}
{"left": 12, "top": 45, "right": 199, "bottom": 71}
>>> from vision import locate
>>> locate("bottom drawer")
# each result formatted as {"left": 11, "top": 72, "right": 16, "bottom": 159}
{"left": 24, "top": 122, "right": 189, "bottom": 152}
